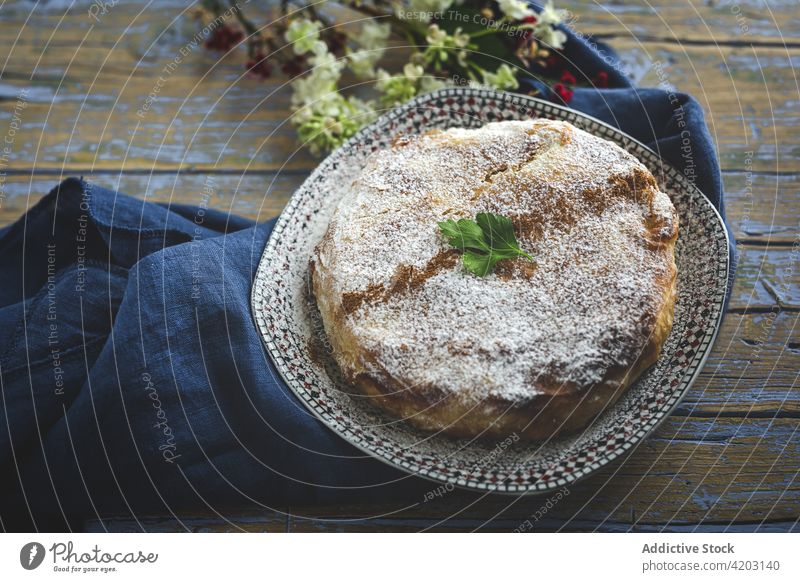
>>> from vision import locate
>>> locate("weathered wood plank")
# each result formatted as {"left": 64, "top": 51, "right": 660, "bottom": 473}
{"left": 86, "top": 415, "right": 800, "bottom": 532}
{"left": 283, "top": 417, "right": 800, "bottom": 528}
{"left": 607, "top": 40, "right": 799, "bottom": 172}
{"left": 567, "top": 0, "right": 800, "bottom": 43}
{"left": 2, "top": 0, "right": 797, "bottom": 51}
{"left": 4, "top": 171, "right": 800, "bottom": 244}
{"left": 732, "top": 245, "right": 800, "bottom": 311}
{"left": 684, "top": 311, "right": 799, "bottom": 416}
{"left": 1, "top": 11, "right": 798, "bottom": 174}
{"left": 724, "top": 171, "right": 800, "bottom": 245}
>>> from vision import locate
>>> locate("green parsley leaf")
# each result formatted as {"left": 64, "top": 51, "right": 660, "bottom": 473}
{"left": 437, "top": 212, "right": 535, "bottom": 277}
{"left": 475, "top": 213, "right": 535, "bottom": 262}
{"left": 462, "top": 250, "right": 495, "bottom": 277}
{"left": 437, "top": 218, "right": 488, "bottom": 252}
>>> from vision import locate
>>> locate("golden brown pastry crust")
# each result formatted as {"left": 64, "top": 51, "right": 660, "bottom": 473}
{"left": 310, "top": 119, "right": 678, "bottom": 440}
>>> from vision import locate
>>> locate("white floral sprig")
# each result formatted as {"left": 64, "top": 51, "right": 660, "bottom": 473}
{"left": 482, "top": 63, "right": 519, "bottom": 90}
{"left": 497, "top": 0, "right": 535, "bottom": 21}
{"left": 347, "top": 20, "right": 391, "bottom": 78}
{"left": 198, "top": 0, "right": 571, "bottom": 155}
{"left": 533, "top": 1, "right": 568, "bottom": 49}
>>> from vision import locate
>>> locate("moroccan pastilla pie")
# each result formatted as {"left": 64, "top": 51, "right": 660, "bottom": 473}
{"left": 310, "top": 119, "right": 678, "bottom": 440}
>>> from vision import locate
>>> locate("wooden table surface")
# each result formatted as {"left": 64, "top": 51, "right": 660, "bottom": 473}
{"left": 1, "top": 0, "right": 798, "bottom": 532}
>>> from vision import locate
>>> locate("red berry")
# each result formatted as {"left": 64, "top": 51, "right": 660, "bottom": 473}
{"left": 560, "top": 70, "right": 577, "bottom": 85}
{"left": 552, "top": 83, "right": 574, "bottom": 104}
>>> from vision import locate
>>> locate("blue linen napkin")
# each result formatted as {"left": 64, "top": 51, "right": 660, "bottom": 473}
{"left": 0, "top": 20, "right": 733, "bottom": 532}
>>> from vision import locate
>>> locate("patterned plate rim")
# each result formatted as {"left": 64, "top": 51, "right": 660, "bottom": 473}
{"left": 251, "top": 87, "right": 732, "bottom": 495}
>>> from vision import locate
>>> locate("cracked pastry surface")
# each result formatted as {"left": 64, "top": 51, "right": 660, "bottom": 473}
{"left": 310, "top": 119, "right": 678, "bottom": 440}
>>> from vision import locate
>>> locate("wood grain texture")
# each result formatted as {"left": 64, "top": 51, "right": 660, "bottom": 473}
{"left": 83, "top": 415, "right": 800, "bottom": 532}
{"left": 2, "top": 0, "right": 798, "bottom": 532}
{"left": 1, "top": 4, "right": 798, "bottom": 173}
{"left": 566, "top": 0, "right": 800, "bottom": 43}
{"left": 4, "top": 170, "right": 799, "bottom": 243}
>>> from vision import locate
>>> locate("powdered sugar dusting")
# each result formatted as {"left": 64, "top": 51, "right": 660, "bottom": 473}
{"left": 313, "top": 119, "right": 677, "bottom": 405}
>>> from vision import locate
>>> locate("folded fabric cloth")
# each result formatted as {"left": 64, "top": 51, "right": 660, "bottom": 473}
{"left": 0, "top": 12, "right": 734, "bottom": 531}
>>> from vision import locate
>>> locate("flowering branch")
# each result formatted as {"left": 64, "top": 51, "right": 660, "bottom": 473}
{"left": 196, "top": 1, "right": 591, "bottom": 155}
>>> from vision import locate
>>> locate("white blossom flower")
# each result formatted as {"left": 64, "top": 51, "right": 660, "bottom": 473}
{"left": 452, "top": 28, "right": 470, "bottom": 48}
{"left": 403, "top": 62, "right": 424, "bottom": 79}
{"left": 353, "top": 20, "right": 391, "bottom": 51}
{"left": 285, "top": 18, "right": 323, "bottom": 55}
{"left": 290, "top": 43, "right": 344, "bottom": 110}
{"left": 346, "top": 21, "right": 391, "bottom": 79}
{"left": 426, "top": 23, "right": 468, "bottom": 49}
{"left": 292, "top": 90, "right": 374, "bottom": 156}
{"left": 290, "top": 73, "right": 336, "bottom": 109}
{"left": 348, "top": 50, "right": 380, "bottom": 79}
{"left": 534, "top": 24, "right": 567, "bottom": 49}
{"left": 482, "top": 64, "right": 519, "bottom": 90}
{"left": 426, "top": 23, "right": 448, "bottom": 46}
{"left": 309, "top": 40, "right": 328, "bottom": 57}
{"left": 308, "top": 46, "right": 346, "bottom": 82}
{"left": 497, "top": 0, "right": 535, "bottom": 21}
{"left": 537, "top": 1, "right": 567, "bottom": 26}
{"left": 424, "top": 24, "right": 472, "bottom": 68}
{"left": 533, "top": 2, "right": 568, "bottom": 49}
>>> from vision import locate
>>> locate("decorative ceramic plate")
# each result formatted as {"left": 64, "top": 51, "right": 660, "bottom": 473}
{"left": 252, "top": 88, "right": 731, "bottom": 494}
